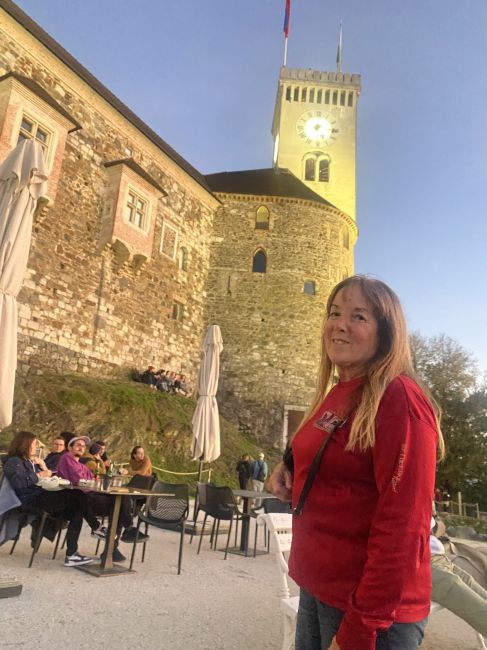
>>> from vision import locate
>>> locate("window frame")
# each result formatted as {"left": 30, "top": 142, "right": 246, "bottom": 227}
{"left": 160, "top": 220, "right": 179, "bottom": 260}
{"left": 255, "top": 205, "right": 270, "bottom": 230}
{"left": 124, "top": 186, "right": 150, "bottom": 232}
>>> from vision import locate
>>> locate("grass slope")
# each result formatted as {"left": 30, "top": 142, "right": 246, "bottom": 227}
{"left": 1, "top": 374, "right": 281, "bottom": 488}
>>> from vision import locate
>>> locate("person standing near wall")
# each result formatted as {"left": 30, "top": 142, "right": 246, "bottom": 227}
{"left": 252, "top": 452, "right": 268, "bottom": 508}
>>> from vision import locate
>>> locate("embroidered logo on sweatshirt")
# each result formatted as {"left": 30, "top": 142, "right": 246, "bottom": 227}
{"left": 314, "top": 411, "right": 345, "bottom": 434}
{"left": 392, "top": 443, "right": 406, "bottom": 493}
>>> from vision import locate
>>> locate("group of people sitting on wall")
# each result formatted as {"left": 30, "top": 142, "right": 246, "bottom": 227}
{"left": 1, "top": 430, "right": 153, "bottom": 568}
{"left": 135, "top": 366, "right": 192, "bottom": 397}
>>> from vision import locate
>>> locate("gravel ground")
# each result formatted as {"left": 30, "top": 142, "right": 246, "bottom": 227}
{"left": 0, "top": 521, "right": 483, "bottom": 650}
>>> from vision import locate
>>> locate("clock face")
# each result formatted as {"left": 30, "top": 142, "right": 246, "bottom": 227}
{"left": 296, "top": 111, "right": 339, "bottom": 146}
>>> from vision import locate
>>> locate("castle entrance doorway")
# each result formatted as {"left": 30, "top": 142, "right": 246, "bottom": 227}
{"left": 282, "top": 405, "right": 307, "bottom": 449}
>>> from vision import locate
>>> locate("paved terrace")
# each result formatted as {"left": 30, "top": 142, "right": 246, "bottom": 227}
{"left": 0, "top": 521, "right": 482, "bottom": 649}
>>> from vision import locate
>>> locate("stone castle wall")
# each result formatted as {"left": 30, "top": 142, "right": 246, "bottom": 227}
{"left": 206, "top": 195, "right": 356, "bottom": 445}
{"left": 0, "top": 12, "right": 218, "bottom": 383}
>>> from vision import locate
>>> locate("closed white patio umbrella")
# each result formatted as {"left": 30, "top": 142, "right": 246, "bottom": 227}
{"left": 0, "top": 139, "right": 47, "bottom": 429}
{"left": 191, "top": 324, "right": 223, "bottom": 463}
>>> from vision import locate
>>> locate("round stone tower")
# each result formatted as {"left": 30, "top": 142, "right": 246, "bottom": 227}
{"left": 205, "top": 167, "right": 357, "bottom": 447}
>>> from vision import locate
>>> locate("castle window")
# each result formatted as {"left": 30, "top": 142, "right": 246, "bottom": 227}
{"left": 125, "top": 190, "right": 148, "bottom": 230}
{"left": 305, "top": 158, "right": 316, "bottom": 181}
{"left": 255, "top": 205, "right": 270, "bottom": 230}
{"left": 252, "top": 249, "right": 267, "bottom": 273}
{"left": 293, "top": 87, "right": 299, "bottom": 101}
{"left": 160, "top": 221, "right": 179, "bottom": 259}
{"left": 17, "top": 115, "right": 51, "bottom": 157}
{"left": 340, "top": 91, "right": 346, "bottom": 106}
{"left": 304, "top": 280, "right": 316, "bottom": 296}
{"left": 172, "top": 301, "right": 184, "bottom": 322}
{"left": 332, "top": 90, "right": 338, "bottom": 105}
{"left": 324, "top": 90, "right": 330, "bottom": 104}
{"left": 318, "top": 159, "right": 330, "bottom": 183}
{"left": 348, "top": 92, "right": 354, "bottom": 107}
{"left": 301, "top": 88, "right": 307, "bottom": 101}
{"left": 317, "top": 89, "right": 323, "bottom": 103}
{"left": 309, "top": 89, "right": 315, "bottom": 103}
{"left": 342, "top": 229, "right": 350, "bottom": 250}
{"left": 178, "top": 247, "right": 188, "bottom": 271}
{"left": 285, "top": 86, "right": 291, "bottom": 101}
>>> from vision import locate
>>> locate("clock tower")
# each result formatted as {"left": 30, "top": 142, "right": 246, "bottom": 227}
{"left": 272, "top": 67, "right": 361, "bottom": 220}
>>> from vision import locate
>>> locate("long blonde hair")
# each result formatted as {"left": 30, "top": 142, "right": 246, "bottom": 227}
{"left": 304, "top": 276, "right": 445, "bottom": 457}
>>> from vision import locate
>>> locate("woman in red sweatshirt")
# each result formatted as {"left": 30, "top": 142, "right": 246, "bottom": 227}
{"left": 269, "top": 275, "right": 444, "bottom": 650}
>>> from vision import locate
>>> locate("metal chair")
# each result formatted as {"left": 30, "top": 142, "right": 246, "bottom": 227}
{"left": 196, "top": 485, "right": 242, "bottom": 559}
{"left": 10, "top": 506, "right": 67, "bottom": 568}
{"left": 129, "top": 480, "right": 189, "bottom": 574}
{"left": 189, "top": 481, "right": 215, "bottom": 545}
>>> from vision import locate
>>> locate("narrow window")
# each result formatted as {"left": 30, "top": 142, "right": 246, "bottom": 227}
{"left": 305, "top": 158, "right": 315, "bottom": 181}
{"left": 293, "top": 87, "right": 299, "bottom": 101}
{"left": 285, "top": 86, "right": 291, "bottom": 101}
{"left": 301, "top": 88, "right": 307, "bottom": 101}
{"left": 318, "top": 159, "right": 330, "bottom": 182}
{"left": 178, "top": 247, "right": 187, "bottom": 271}
{"left": 309, "top": 89, "right": 315, "bottom": 103}
{"left": 252, "top": 249, "right": 267, "bottom": 273}
{"left": 332, "top": 90, "right": 338, "bottom": 105}
{"left": 125, "top": 190, "right": 147, "bottom": 229}
{"left": 342, "top": 230, "right": 350, "bottom": 250}
{"left": 324, "top": 90, "right": 330, "bottom": 104}
{"left": 304, "top": 280, "right": 316, "bottom": 296}
{"left": 172, "top": 301, "right": 184, "bottom": 322}
{"left": 317, "top": 89, "right": 322, "bottom": 103}
{"left": 18, "top": 114, "right": 51, "bottom": 157}
{"left": 348, "top": 92, "right": 354, "bottom": 107}
{"left": 255, "top": 206, "right": 270, "bottom": 230}
{"left": 340, "top": 91, "right": 346, "bottom": 106}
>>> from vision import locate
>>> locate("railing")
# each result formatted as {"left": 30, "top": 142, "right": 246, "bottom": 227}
{"left": 116, "top": 462, "right": 212, "bottom": 490}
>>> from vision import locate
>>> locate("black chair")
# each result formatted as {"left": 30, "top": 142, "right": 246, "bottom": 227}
{"left": 127, "top": 474, "right": 156, "bottom": 516}
{"left": 196, "top": 485, "right": 243, "bottom": 559}
{"left": 189, "top": 481, "right": 215, "bottom": 545}
{"left": 9, "top": 506, "right": 68, "bottom": 568}
{"left": 253, "top": 498, "right": 292, "bottom": 557}
{"left": 129, "top": 480, "right": 189, "bottom": 574}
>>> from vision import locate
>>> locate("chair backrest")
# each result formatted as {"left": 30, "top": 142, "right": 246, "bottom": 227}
{"left": 204, "top": 485, "right": 237, "bottom": 521}
{"left": 258, "top": 513, "right": 294, "bottom": 599}
{"left": 128, "top": 474, "right": 155, "bottom": 491}
{"left": 196, "top": 481, "right": 215, "bottom": 511}
{"left": 147, "top": 480, "right": 189, "bottom": 523}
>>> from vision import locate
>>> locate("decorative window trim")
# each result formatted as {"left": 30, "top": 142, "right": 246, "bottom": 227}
{"left": 160, "top": 221, "right": 179, "bottom": 260}
{"left": 255, "top": 205, "right": 270, "bottom": 230}
{"left": 252, "top": 248, "right": 267, "bottom": 274}
{"left": 123, "top": 185, "right": 151, "bottom": 232}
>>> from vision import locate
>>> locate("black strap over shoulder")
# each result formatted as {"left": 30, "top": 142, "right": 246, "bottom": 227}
{"left": 292, "top": 429, "right": 335, "bottom": 516}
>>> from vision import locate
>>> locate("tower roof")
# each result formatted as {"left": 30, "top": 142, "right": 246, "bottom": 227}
{"left": 205, "top": 168, "right": 336, "bottom": 207}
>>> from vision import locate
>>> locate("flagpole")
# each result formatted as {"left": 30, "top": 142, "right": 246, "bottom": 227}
{"left": 336, "top": 20, "right": 343, "bottom": 73}
{"left": 283, "top": 0, "right": 290, "bottom": 66}
{"left": 284, "top": 37, "right": 288, "bottom": 66}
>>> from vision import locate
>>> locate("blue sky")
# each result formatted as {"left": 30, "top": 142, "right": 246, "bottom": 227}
{"left": 15, "top": 0, "right": 487, "bottom": 373}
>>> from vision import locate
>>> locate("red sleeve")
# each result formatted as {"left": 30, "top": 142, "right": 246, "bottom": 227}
{"left": 336, "top": 379, "right": 437, "bottom": 650}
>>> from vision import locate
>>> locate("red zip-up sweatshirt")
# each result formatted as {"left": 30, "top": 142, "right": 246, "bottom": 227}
{"left": 288, "top": 375, "right": 438, "bottom": 650}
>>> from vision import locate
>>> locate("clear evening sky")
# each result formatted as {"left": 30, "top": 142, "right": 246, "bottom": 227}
{"left": 15, "top": 0, "right": 487, "bottom": 374}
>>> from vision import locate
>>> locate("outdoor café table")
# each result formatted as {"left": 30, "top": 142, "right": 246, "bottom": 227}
{"left": 227, "top": 489, "right": 276, "bottom": 557}
{"left": 65, "top": 484, "right": 174, "bottom": 577}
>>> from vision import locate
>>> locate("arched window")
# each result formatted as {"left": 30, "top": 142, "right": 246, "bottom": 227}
{"left": 252, "top": 249, "right": 267, "bottom": 273}
{"left": 304, "top": 158, "right": 316, "bottom": 181}
{"left": 255, "top": 206, "right": 270, "bottom": 230}
{"left": 303, "top": 280, "right": 316, "bottom": 296}
{"left": 319, "top": 159, "right": 330, "bottom": 182}
{"left": 178, "top": 247, "right": 187, "bottom": 271}
{"left": 342, "top": 229, "right": 349, "bottom": 250}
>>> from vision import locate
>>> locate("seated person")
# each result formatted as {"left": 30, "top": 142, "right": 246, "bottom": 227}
{"left": 57, "top": 437, "right": 147, "bottom": 561}
{"left": 178, "top": 374, "right": 191, "bottom": 397}
{"left": 129, "top": 446, "right": 152, "bottom": 477}
{"left": 80, "top": 443, "right": 107, "bottom": 476}
{"left": 44, "top": 436, "right": 66, "bottom": 471}
{"left": 140, "top": 365, "right": 157, "bottom": 388}
{"left": 3, "top": 431, "right": 93, "bottom": 567}
{"left": 431, "top": 518, "right": 487, "bottom": 638}
{"left": 155, "top": 369, "right": 170, "bottom": 392}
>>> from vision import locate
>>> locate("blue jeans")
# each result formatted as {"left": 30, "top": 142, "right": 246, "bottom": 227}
{"left": 295, "top": 589, "right": 427, "bottom": 650}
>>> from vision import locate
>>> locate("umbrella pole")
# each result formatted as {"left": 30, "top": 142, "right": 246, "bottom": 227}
{"left": 193, "top": 458, "right": 204, "bottom": 522}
